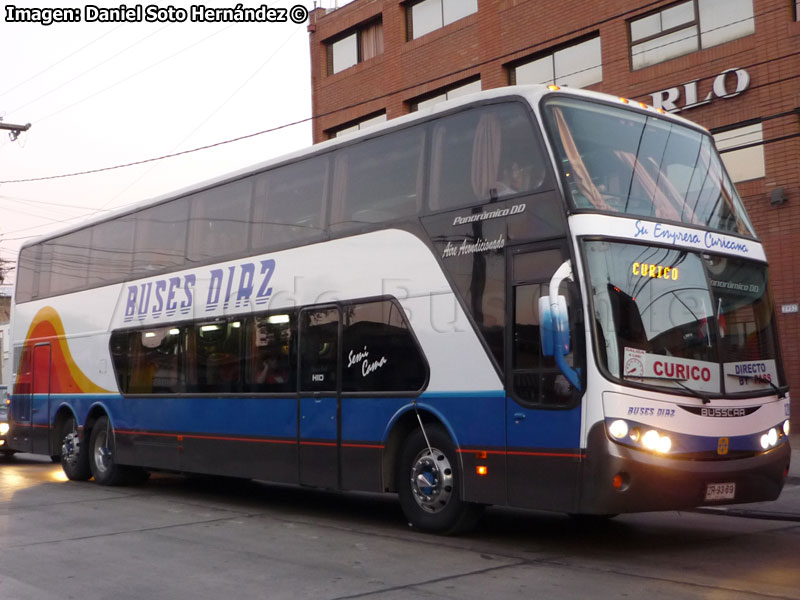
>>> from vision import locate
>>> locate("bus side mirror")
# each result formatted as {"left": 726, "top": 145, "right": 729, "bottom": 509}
{"left": 538, "top": 295, "right": 570, "bottom": 357}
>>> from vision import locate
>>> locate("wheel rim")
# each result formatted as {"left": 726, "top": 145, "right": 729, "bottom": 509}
{"left": 93, "top": 429, "right": 112, "bottom": 475}
{"left": 61, "top": 431, "right": 80, "bottom": 466}
{"left": 409, "top": 447, "right": 453, "bottom": 514}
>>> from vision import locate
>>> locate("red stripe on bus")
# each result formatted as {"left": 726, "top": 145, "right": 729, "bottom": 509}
{"left": 458, "top": 448, "right": 585, "bottom": 459}
{"left": 116, "top": 430, "right": 294, "bottom": 445}
{"left": 342, "top": 443, "right": 384, "bottom": 450}
{"left": 507, "top": 451, "right": 585, "bottom": 458}
{"left": 110, "top": 430, "right": 381, "bottom": 449}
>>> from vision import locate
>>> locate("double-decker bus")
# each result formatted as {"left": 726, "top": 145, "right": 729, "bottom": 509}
{"left": 8, "top": 85, "right": 791, "bottom": 533}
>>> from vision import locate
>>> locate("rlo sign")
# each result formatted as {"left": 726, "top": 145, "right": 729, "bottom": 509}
{"left": 650, "top": 68, "right": 750, "bottom": 113}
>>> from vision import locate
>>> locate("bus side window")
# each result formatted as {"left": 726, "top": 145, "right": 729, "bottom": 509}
{"left": 132, "top": 198, "right": 189, "bottom": 278}
{"left": 193, "top": 320, "right": 243, "bottom": 394}
{"left": 244, "top": 313, "right": 296, "bottom": 394}
{"left": 251, "top": 156, "right": 328, "bottom": 253}
{"left": 123, "top": 327, "right": 185, "bottom": 394}
{"left": 429, "top": 102, "right": 549, "bottom": 212}
{"left": 342, "top": 300, "right": 427, "bottom": 393}
{"left": 187, "top": 179, "right": 252, "bottom": 264}
{"left": 330, "top": 125, "right": 425, "bottom": 228}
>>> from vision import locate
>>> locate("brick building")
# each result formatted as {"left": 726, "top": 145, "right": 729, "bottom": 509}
{"left": 308, "top": 0, "right": 800, "bottom": 419}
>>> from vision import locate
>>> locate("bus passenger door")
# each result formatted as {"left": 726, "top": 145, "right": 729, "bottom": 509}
{"left": 506, "top": 245, "right": 582, "bottom": 511}
{"left": 298, "top": 306, "right": 340, "bottom": 489}
{"left": 30, "top": 344, "right": 52, "bottom": 455}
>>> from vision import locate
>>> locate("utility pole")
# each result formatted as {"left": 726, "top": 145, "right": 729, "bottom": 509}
{"left": 0, "top": 119, "right": 31, "bottom": 141}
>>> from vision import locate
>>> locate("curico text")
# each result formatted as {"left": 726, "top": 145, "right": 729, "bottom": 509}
{"left": 654, "top": 360, "right": 712, "bottom": 382}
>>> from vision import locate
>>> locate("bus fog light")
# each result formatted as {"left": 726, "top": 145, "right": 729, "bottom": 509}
{"left": 642, "top": 430, "right": 660, "bottom": 451}
{"left": 0, "top": 422, "right": 8, "bottom": 435}
{"left": 656, "top": 435, "right": 671, "bottom": 454}
{"left": 608, "top": 420, "right": 629, "bottom": 439}
{"left": 784, "top": 420, "right": 790, "bottom": 436}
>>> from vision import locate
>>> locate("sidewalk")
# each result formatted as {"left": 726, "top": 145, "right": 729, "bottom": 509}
{"left": 694, "top": 432, "right": 800, "bottom": 521}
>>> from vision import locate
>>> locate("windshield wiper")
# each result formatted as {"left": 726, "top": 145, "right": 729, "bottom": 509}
{"left": 625, "top": 375, "right": 711, "bottom": 404}
{"left": 725, "top": 373, "right": 785, "bottom": 398}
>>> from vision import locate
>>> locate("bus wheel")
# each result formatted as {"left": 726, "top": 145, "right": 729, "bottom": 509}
{"left": 89, "top": 416, "right": 129, "bottom": 486}
{"left": 61, "top": 417, "right": 91, "bottom": 481}
{"left": 396, "top": 425, "right": 482, "bottom": 535}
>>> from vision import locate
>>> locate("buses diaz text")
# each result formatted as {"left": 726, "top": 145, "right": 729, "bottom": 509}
{"left": 123, "top": 259, "right": 275, "bottom": 323}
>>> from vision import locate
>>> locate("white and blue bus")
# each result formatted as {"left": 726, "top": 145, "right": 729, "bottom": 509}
{"left": 8, "top": 85, "right": 791, "bottom": 533}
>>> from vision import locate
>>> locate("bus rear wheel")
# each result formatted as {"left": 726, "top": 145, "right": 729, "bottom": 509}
{"left": 61, "top": 417, "right": 91, "bottom": 481}
{"left": 89, "top": 416, "right": 148, "bottom": 486}
{"left": 396, "top": 424, "right": 482, "bottom": 535}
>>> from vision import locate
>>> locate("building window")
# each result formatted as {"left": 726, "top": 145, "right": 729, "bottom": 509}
{"left": 327, "top": 111, "right": 387, "bottom": 138}
{"left": 510, "top": 36, "right": 602, "bottom": 89}
{"left": 796, "top": 0, "right": 799, "bottom": 20}
{"left": 327, "top": 19, "right": 383, "bottom": 75}
{"left": 714, "top": 123, "right": 765, "bottom": 183}
{"left": 406, "top": 0, "right": 477, "bottom": 40}
{"left": 630, "top": 0, "right": 754, "bottom": 70}
{"left": 409, "top": 78, "right": 481, "bottom": 111}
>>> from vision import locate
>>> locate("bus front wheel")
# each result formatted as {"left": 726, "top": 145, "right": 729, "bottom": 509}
{"left": 60, "top": 417, "right": 91, "bottom": 481}
{"left": 396, "top": 425, "right": 482, "bottom": 534}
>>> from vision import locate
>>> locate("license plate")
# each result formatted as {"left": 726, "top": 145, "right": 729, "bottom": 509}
{"left": 705, "top": 482, "right": 736, "bottom": 501}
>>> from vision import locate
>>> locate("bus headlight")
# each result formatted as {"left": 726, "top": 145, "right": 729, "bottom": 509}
{"left": 0, "top": 422, "right": 9, "bottom": 435}
{"left": 608, "top": 420, "right": 629, "bottom": 439}
{"left": 784, "top": 420, "right": 791, "bottom": 436}
{"left": 760, "top": 427, "right": 781, "bottom": 450}
{"left": 641, "top": 430, "right": 660, "bottom": 450}
{"left": 605, "top": 420, "right": 672, "bottom": 453}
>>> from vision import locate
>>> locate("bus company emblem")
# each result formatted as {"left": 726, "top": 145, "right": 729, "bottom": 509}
{"left": 717, "top": 437, "right": 729, "bottom": 456}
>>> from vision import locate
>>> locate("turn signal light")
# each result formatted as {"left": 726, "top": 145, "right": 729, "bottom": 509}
{"left": 476, "top": 466, "right": 488, "bottom": 476}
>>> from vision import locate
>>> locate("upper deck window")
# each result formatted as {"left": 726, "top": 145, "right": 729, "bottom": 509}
{"left": 428, "top": 102, "right": 551, "bottom": 212}
{"left": 543, "top": 96, "right": 755, "bottom": 237}
{"left": 406, "top": 0, "right": 477, "bottom": 40}
{"left": 630, "top": 0, "right": 754, "bottom": 70}
{"left": 332, "top": 124, "right": 425, "bottom": 227}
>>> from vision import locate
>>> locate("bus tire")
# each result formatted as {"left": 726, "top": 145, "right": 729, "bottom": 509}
{"left": 396, "top": 424, "right": 482, "bottom": 535}
{"left": 89, "top": 416, "right": 146, "bottom": 486}
{"left": 60, "top": 417, "right": 91, "bottom": 481}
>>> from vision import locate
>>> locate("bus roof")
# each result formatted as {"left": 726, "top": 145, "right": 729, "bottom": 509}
{"left": 19, "top": 84, "right": 708, "bottom": 251}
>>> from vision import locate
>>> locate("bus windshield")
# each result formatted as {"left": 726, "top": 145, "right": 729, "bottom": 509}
{"left": 585, "top": 240, "right": 784, "bottom": 396}
{"left": 543, "top": 96, "right": 755, "bottom": 237}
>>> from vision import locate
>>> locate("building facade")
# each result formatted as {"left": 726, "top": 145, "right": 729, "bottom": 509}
{"left": 308, "top": 0, "right": 800, "bottom": 418}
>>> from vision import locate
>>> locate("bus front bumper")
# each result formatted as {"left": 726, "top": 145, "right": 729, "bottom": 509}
{"left": 578, "top": 422, "right": 791, "bottom": 515}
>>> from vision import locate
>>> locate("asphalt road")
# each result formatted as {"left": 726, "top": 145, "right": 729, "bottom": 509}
{"left": 0, "top": 453, "right": 798, "bottom": 600}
